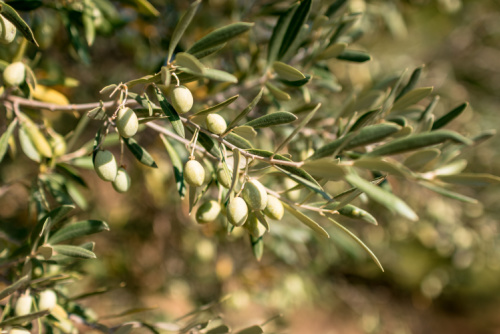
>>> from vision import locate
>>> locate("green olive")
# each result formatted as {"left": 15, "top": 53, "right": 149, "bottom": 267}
{"left": 0, "top": 15, "right": 16, "bottom": 45}
{"left": 227, "top": 197, "right": 249, "bottom": 227}
{"left": 116, "top": 107, "right": 138, "bottom": 138}
{"left": 38, "top": 290, "right": 57, "bottom": 311}
{"left": 196, "top": 200, "right": 221, "bottom": 223}
{"left": 206, "top": 114, "right": 227, "bottom": 135}
{"left": 112, "top": 168, "right": 131, "bottom": 193}
{"left": 14, "top": 294, "right": 32, "bottom": 316}
{"left": 242, "top": 179, "right": 268, "bottom": 211}
{"left": 263, "top": 195, "right": 284, "bottom": 220}
{"left": 216, "top": 166, "right": 232, "bottom": 189}
{"left": 168, "top": 85, "right": 193, "bottom": 114}
{"left": 93, "top": 150, "right": 117, "bottom": 182}
{"left": 184, "top": 160, "right": 205, "bottom": 187}
{"left": 243, "top": 213, "right": 267, "bottom": 238}
{"left": 3, "top": 62, "right": 25, "bottom": 87}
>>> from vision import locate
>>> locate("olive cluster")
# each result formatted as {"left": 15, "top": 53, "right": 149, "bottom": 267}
{"left": 10, "top": 290, "right": 57, "bottom": 333}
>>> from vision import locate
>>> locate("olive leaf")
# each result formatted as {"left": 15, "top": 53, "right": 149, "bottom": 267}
{"left": 395, "top": 66, "right": 424, "bottom": 101}
{"left": 160, "top": 134, "right": 186, "bottom": 199}
{"left": 123, "top": 137, "right": 158, "bottom": 168}
{"left": 0, "top": 119, "right": 18, "bottom": 163}
{"left": 52, "top": 245, "right": 96, "bottom": 259}
{"left": 278, "top": 0, "right": 311, "bottom": 60}
{"left": 391, "top": 87, "right": 433, "bottom": 111}
{"left": 432, "top": 102, "right": 468, "bottom": 130}
{"left": 48, "top": 220, "right": 110, "bottom": 244}
{"left": 176, "top": 52, "right": 205, "bottom": 74}
{"left": 168, "top": 0, "right": 202, "bottom": 61}
{"left": 187, "top": 22, "right": 254, "bottom": 56}
{"left": 337, "top": 49, "right": 371, "bottom": 62}
{"left": 155, "top": 86, "right": 185, "bottom": 138}
{"left": 282, "top": 202, "right": 330, "bottom": 238}
{"left": 226, "top": 88, "right": 263, "bottom": 131}
{"left": 244, "top": 111, "right": 297, "bottom": 129}
{"left": 0, "top": 2, "right": 38, "bottom": 45}
{"left": 194, "top": 94, "right": 238, "bottom": 116}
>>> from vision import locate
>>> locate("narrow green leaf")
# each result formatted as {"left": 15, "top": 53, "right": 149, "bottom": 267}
{"left": 126, "top": 73, "right": 161, "bottom": 88}
{"left": 0, "top": 275, "right": 30, "bottom": 301}
{"left": 18, "top": 125, "right": 41, "bottom": 162}
{"left": 155, "top": 86, "right": 185, "bottom": 138}
{"left": 49, "top": 220, "right": 109, "bottom": 244}
{"left": 190, "top": 43, "right": 226, "bottom": 59}
{"left": 472, "top": 129, "right": 496, "bottom": 146}
{"left": 123, "top": 137, "right": 158, "bottom": 168}
{"left": 336, "top": 50, "right": 371, "bottom": 62}
{"left": 188, "top": 184, "right": 196, "bottom": 214}
{"left": 326, "top": 0, "right": 348, "bottom": 17}
{"left": 276, "top": 166, "right": 331, "bottom": 200}
{"left": 317, "top": 42, "right": 347, "bottom": 60}
{"left": 432, "top": 102, "right": 468, "bottom": 130}
{"left": 225, "top": 148, "right": 240, "bottom": 201}
{"left": 130, "top": 0, "right": 159, "bottom": 16}
{"left": 226, "top": 88, "right": 263, "bottom": 130}
{"left": 236, "top": 325, "right": 264, "bottom": 334}
{"left": 0, "top": 119, "right": 17, "bottom": 163}
{"left": 420, "top": 181, "right": 477, "bottom": 203}
{"left": 437, "top": 173, "right": 500, "bottom": 186}
{"left": 0, "top": 310, "right": 49, "bottom": 326}
{"left": 254, "top": 210, "right": 270, "bottom": 232}
{"left": 168, "top": 0, "right": 202, "bottom": 61}
{"left": 282, "top": 202, "right": 329, "bottom": 238}
{"left": 194, "top": 95, "right": 238, "bottom": 116}
{"left": 245, "top": 111, "right": 297, "bottom": 129}
{"left": 187, "top": 22, "right": 254, "bottom": 56}
{"left": 278, "top": 0, "right": 311, "bottom": 60}
{"left": 419, "top": 95, "right": 440, "bottom": 122}
{"left": 267, "top": 2, "right": 299, "bottom": 64}
{"left": 202, "top": 68, "right": 238, "bottom": 83}
{"left": 395, "top": 66, "right": 424, "bottom": 101}
{"left": 0, "top": 2, "right": 38, "bottom": 45}
{"left": 392, "top": 87, "right": 433, "bottom": 111}
{"left": 403, "top": 148, "right": 440, "bottom": 171}
{"left": 337, "top": 204, "right": 378, "bottom": 225}
{"left": 327, "top": 217, "right": 384, "bottom": 271}
{"left": 345, "top": 173, "right": 418, "bottom": 221}
{"left": 82, "top": 10, "right": 95, "bottom": 46}
{"left": 275, "top": 103, "right": 320, "bottom": 153}
{"left": 176, "top": 52, "right": 205, "bottom": 74}
{"left": 56, "top": 163, "right": 87, "bottom": 187}
{"left": 160, "top": 135, "right": 186, "bottom": 198}
{"left": 432, "top": 159, "right": 467, "bottom": 176}
{"left": 250, "top": 235, "right": 264, "bottom": 261}
{"left": 265, "top": 81, "right": 290, "bottom": 101}
{"left": 367, "top": 130, "right": 473, "bottom": 157}
{"left": 310, "top": 123, "right": 401, "bottom": 160}
{"left": 273, "top": 61, "right": 305, "bottom": 81}
{"left": 302, "top": 159, "right": 346, "bottom": 181}
{"left": 225, "top": 132, "right": 253, "bottom": 149}
{"left": 52, "top": 245, "right": 96, "bottom": 259}
{"left": 332, "top": 177, "right": 385, "bottom": 211}
{"left": 279, "top": 74, "right": 311, "bottom": 87}
{"left": 206, "top": 325, "right": 231, "bottom": 334}
{"left": 197, "top": 132, "right": 221, "bottom": 158}
{"left": 353, "top": 157, "right": 412, "bottom": 177}
{"left": 113, "top": 324, "right": 134, "bottom": 334}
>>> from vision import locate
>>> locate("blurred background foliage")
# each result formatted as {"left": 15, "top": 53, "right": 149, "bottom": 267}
{"left": 1, "top": 0, "right": 500, "bottom": 333}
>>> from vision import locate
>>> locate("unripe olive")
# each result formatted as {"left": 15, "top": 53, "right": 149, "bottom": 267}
{"left": 206, "top": 114, "right": 227, "bottom": 135}
{"left": 0, "top": 15, "right": 16, "bottom": 45}
{"left": 93, "top": 150, "right": 117, "bottom": 182}
{"left": 196, "top": 200, "right": 221, "bottom": 223}
{"left": 116, "top": 107, "right": 138, "bottom": 138}
{"left": 38, "top": 289, "right": 57, "bottom": 311}
{"left": 184, "top": 160, "right": 205, "bottom": 187}
{"left": 3, "top": 62, "right": 25, "bottom": 87}
{"left": 112, "top": 168, "right": 131, "bottom": 193}
{"left": 49, "top": 132, "right": 67, "bottom": 157}
{"left": 243, "top": 213, "right": 267, "bottom": 238}
{"left": 216, "top": 166, "right": 232, "bottom": 189}
{"left": 226, "top": 197, "right": 248, "bottom": 227}
{"left": 9, "top": 329, "right": 31, "bottom": 334}
{"left": 15, "top": 294, "right": 32, "bottom": 316}
{"left": 242, "top": 179, "right": 268, "bottom": 211}
{"left": 168, "top": 85, "right": 193, "bottom": 114}
{"left": 263, "top": 195, "right": 284, "bottom": 220}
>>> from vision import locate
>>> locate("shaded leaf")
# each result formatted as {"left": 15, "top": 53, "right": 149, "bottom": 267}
{"left": 49, "top": 220, "right": 109, "bottom": 244}
{"left": 0, "top": 275, "right": 30, "bottom": 301}
{"left": 155, "top": 86, "right": 185, "bottom": 138}
{"left": 337, "top": 49, "right": 371, "bottom": 62}
{"left": 225, "top": 132, "right": 253, "bottom": 149}
{"left": 273, "top": 61, "right": 305, "bottom": 81}
{"left": 437, "top": 173, "right": 500, "bottom": 186}
{"left": 267, "top": 2, "right": 299, "bottom": 64}
{"left": 275, "top": 103, "right": 320, "bottom": 153}
{"left": 367, "top": 130, "right": 473, "bottom": 157}
{"left": 432, "top": 102, "right": 468, "bottom": 130}
{"left": 190, "top": 43, "right": 226, "bottom": 59}
{"left": 168, "top": 0, "right": 202, "bottom": 61}
{"left": 226, "top": 89, "right": 263, "bottom": 130}
{"left": 353, "top": 157, "right": 412, "bottom": 177}
{"left": 176, "top": 52, "right": 205, "bottom": 74}
{"left": 345, "top": 173, "right": 418, "bottom": 221}
{"left": 403, "top": 148, "right": 440, "bottom": 171}
{"left": 278, "top": 0, "right": 311, "bottom": 60}
{"left": 392, "top": 87, "right": 433, "bottom": 111}
{"left": 206, "top": 324, "right": 231, "bottom": 334}
{"left": 18, "top": 125, "right": 41, "bottom": 162}
{"left": 0, "top": 119, "right": 17, "bottom": 163}
{"left": 282, "top": 202, "right": 329, "bottom": 238}
{"left": 187, "top": 22, "right": 254, "bottom": 56}
{"left": 279, "top": 74, "right": 311, "bottom": 87}
{"left": 250, "top": 235, "right": 264, "bottom": 261}
{"left": 265, "top": 81, "right": 290, "bottom": 101}
{"left": 123, "top": 137, "right": 158, "bottom": 168}
{"left": 0, "top": 310, "right": 49, "bottom": 326}
{"left": 197, "top": 132, "right": 221, "bottom": 158}
{"left": 194, "top": 95, "right": 238, "bottom": 116}
{"left": 420, "top": 181, "right": 477, "bottom": 203}
{"left": 160, "top": 135, "right": 186, "bottom": 198}
{"left": 245, "top": 111, "right": 297, "bottom": 129}
{"left": 302, "top": 159, "right": 346, "bottom": 181}
{"left": 52, "top": 245, "right": 96, "bottom": 259}
{"left": 327, "top": 217, "right": 384, "bottom": 271}
{"left": 317, "top": 42, "right": 347, "bottom": 60}
{"left": 0, "top": 2, "right": 38, "bottom": 45}
{"left": 130, "top": 0, "right": 159, "bottom": 16}
{"left": 395, "top": 66, "right": 423, "bottom": 101}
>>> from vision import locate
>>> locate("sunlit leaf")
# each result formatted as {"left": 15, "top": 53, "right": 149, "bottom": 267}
{"left": 194, "top": 95, "right": 238, "bottom": 116}
{"left": 392, "top": 87, "right": 433, "bottom": 111}
{"left": 302, "top": 159, "right": 346, "bottom": 181}
{"left": 225, "top": 132, "right": 253, "bottom": 149}
{"left": 123, "top": 137, "right": 158, "bottom": 168}
{"left": 282, "top": 202, "right": 330, "bottom": 238}
{"left": 265, "top": 81, "right": 290, "bottom": 101}
{"left": 437, "top": 173, "right": 500, "bottom": 186}
{"left": 187, "top": 22, "right": 254, "bottom": 56}
{"left": 403, "top": 148, "right": 440, "bottom": 171}
{"left": 245, "top": 111, "right": 297, "bottom": 129}
{"left": 353, "top": 157, "right": 412, "bottom": 177}
{"left": 160, "top": 135, "right": 186, "bottom": 198}
{"left": 52, "top": 245, "right": 96, "bottom": 259}
{"left": 197, "top": 132, "right": 221, "bottom": 158}
{"left": 49, "top": 220, "right": 109, "bottom": 244}
{"left": 273, "top": 61, "right": 306, "bottom": 81}
{"left": 176, "top": 52, "right": 205, "bottom": 74}
{"left": 317, "top": 42, "right": 347, "bottom": 60}
{"left": 0, "top": 2, "right": 38, "bottom": 45}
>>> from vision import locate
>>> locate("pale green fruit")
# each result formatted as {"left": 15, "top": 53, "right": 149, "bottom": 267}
{"left": 49, "top": 132, "right": 67, "bottom": 157}
{"left": 263, "top": 195, "right": 284, "bottom": 220}
{"left": 216, "top": 166, "right": 232, "bottom": 188}
{"left": 93, "top": 150, "right": 117, "bottom": 181}
{"left": 38, "top": 290, "right": 57, "bottom": 311}
{"left": 206, "top": 114, "right": 227, "bottom": 135}
{"left": 15, "top": 294, "right": 32, "bottom": 316}
{"left": 184, "top": 160, "right": 205, "bottom": 187}
{"left": 227, "top": 197, "right": 248, "bottom": 227}
{"left": 242, "top": 179, "right": 268, "bottom": 211}
{"left": 0, "top": 15, "right": 16, "bottom": 44}
{"left": 168, "top": 85, "right": 193, "bottom": 114}
{"left": 9, "top": 329, "right": 31, "bottom": 334}
{"left": 3, "top": 62, "right": 25, "bottom": 87}
{"left": 196, "top": 200, "right": 221, "bottom": 223}
{"left": 243, "top": 213, "right": 267, "bottom": 238}
{"left": 116, "top": 107, "right": 138, "bottom": 138}
{"left": 112, "top": 168, "right": 131, "bottom": 193}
